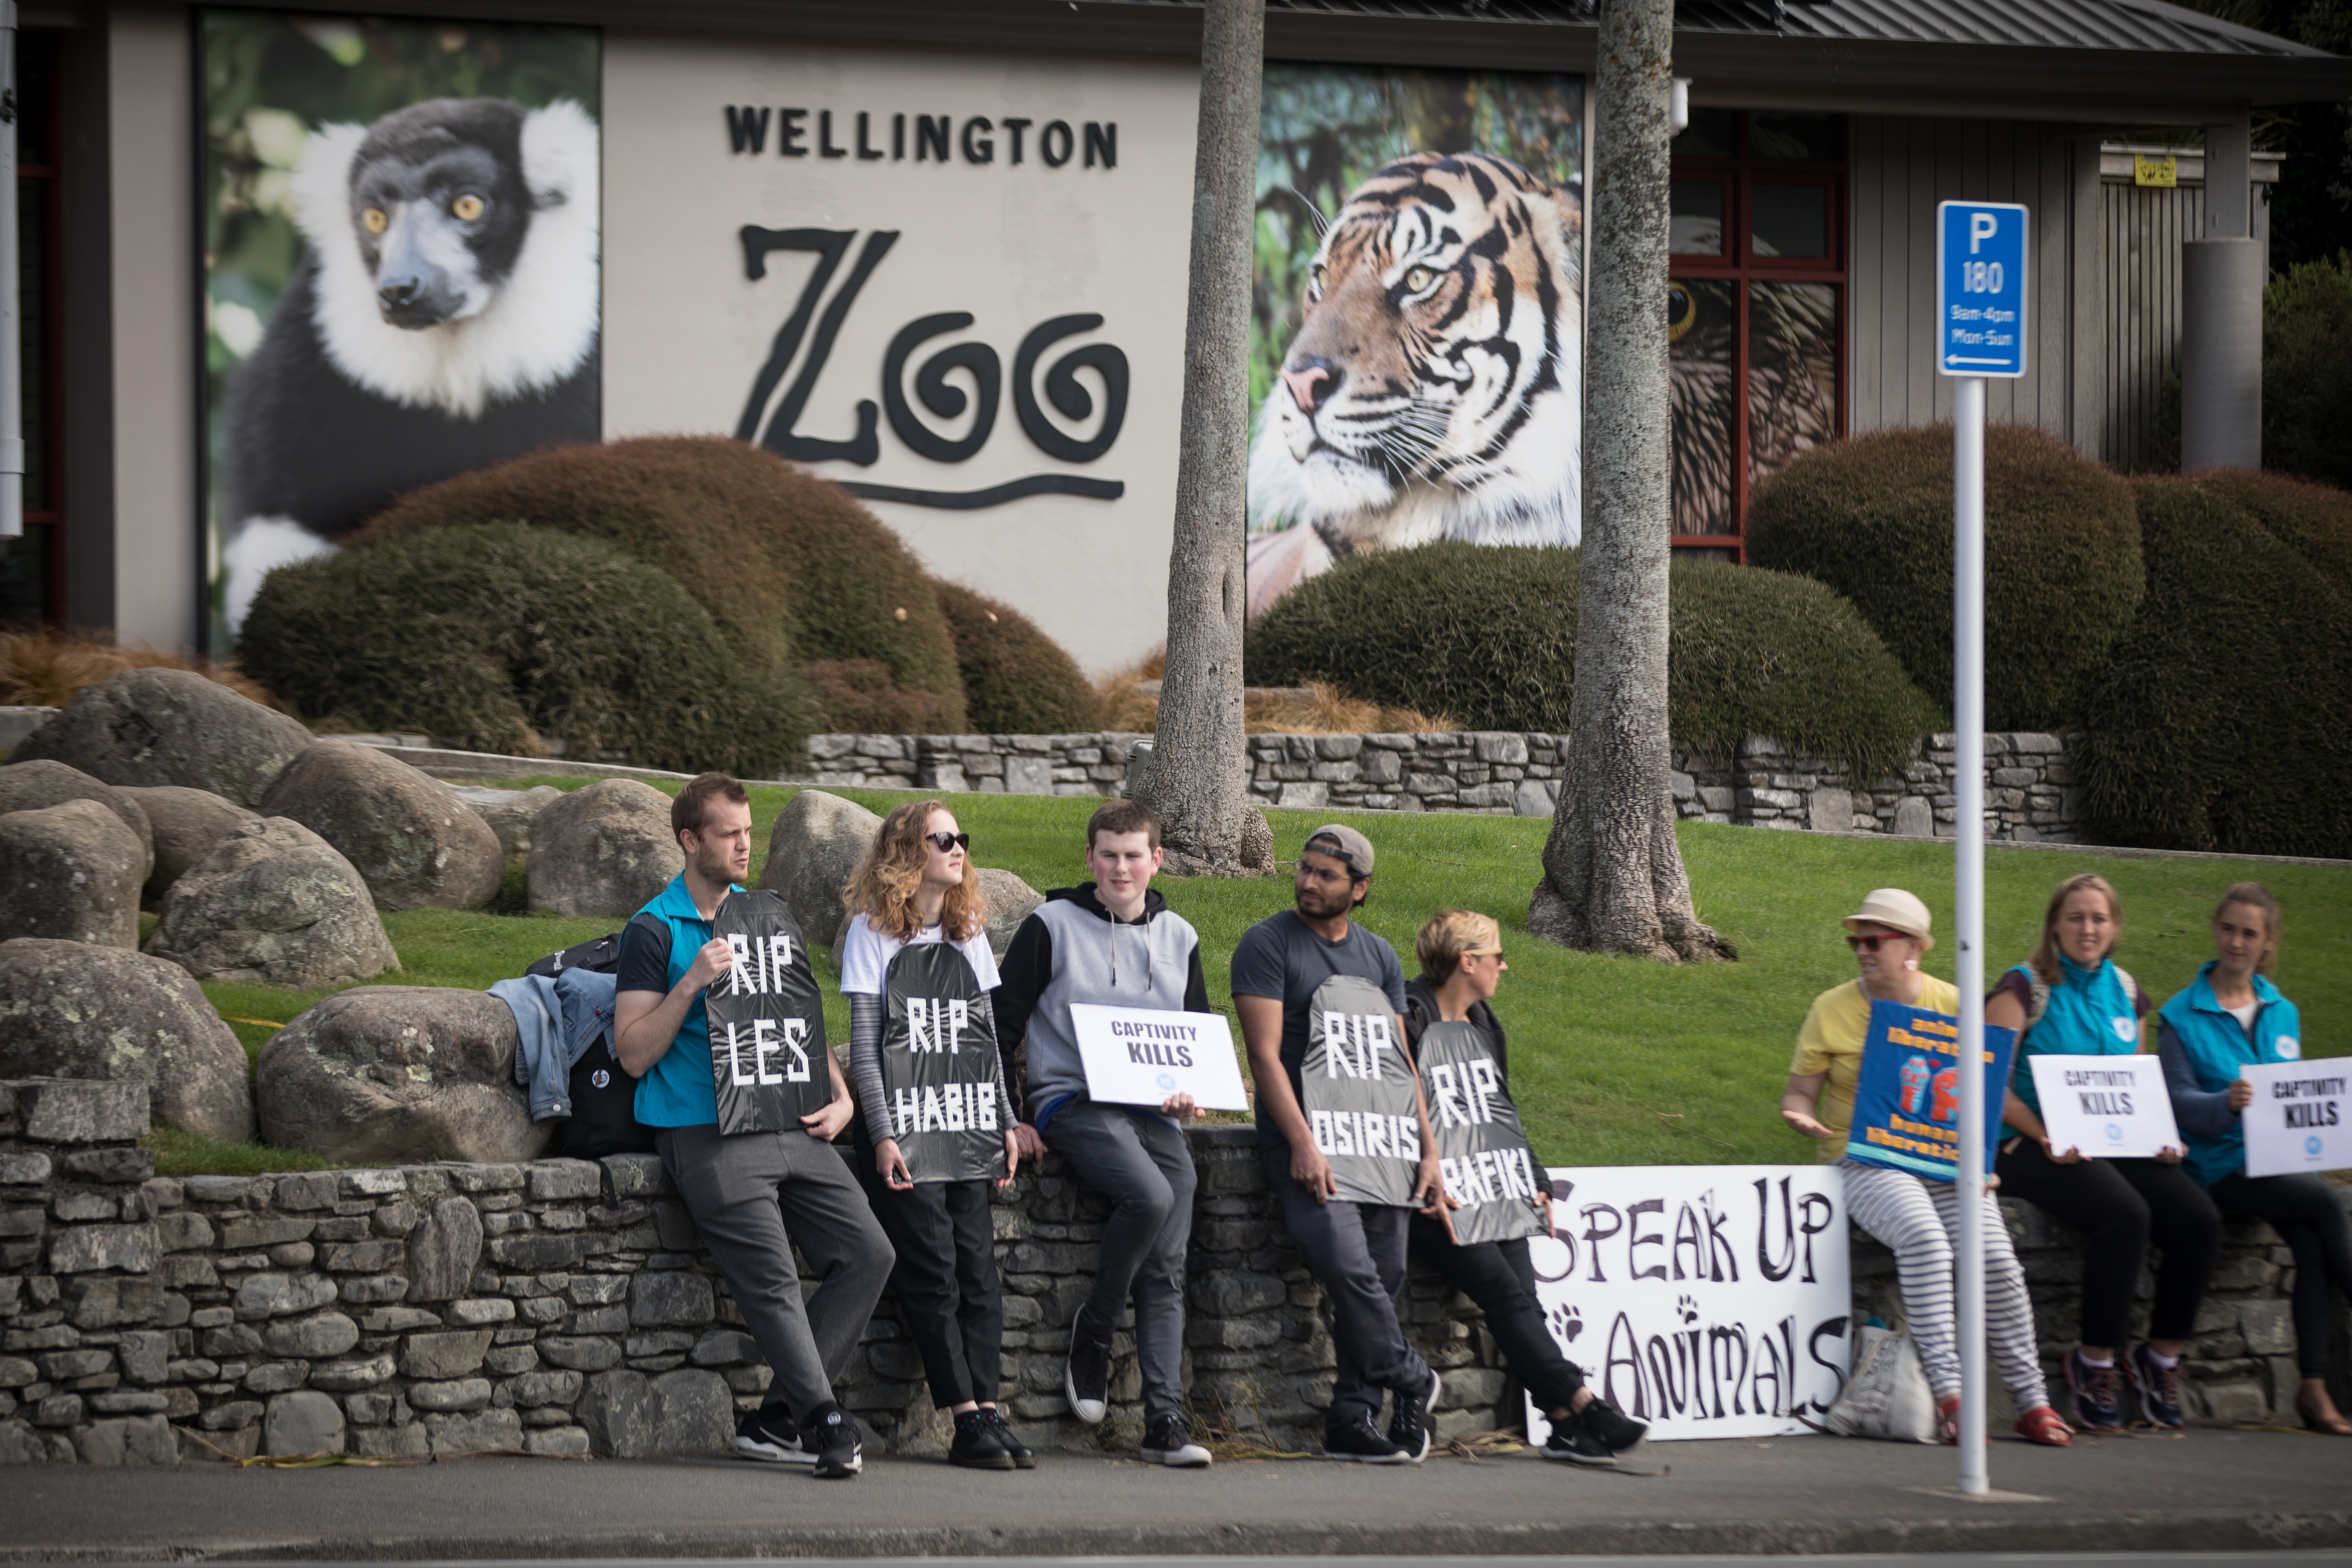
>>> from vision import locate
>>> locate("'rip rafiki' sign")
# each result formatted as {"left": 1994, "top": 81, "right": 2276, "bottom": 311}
{"left": 1527, "top": 1165, "right": 1852, "bottom": 1442}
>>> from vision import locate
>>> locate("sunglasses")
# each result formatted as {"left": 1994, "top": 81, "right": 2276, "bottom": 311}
{"left": 924, "top": 831, "right": 971, "bottom": 853}
{"left": 1845, "top": 933, "right": 1905, "bottom": 952}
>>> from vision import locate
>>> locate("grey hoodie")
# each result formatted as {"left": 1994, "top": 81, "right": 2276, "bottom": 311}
{"left": 994, "top": 883, "right": 1211, "bottom": 1125}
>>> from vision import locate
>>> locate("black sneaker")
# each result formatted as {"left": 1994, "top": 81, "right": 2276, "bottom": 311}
{"left": 983, "top": 1409, "right": 1036, "bottom": 1468}
{"left": 1541, "top": 1414, "right": 1618, "bottom": 1467}
{"left": 1324, "top": 1412, "right": 1410, "bottom": 1464}
{"left": 1141, "top": 1414, "right": 1212, "bottom": 1468}
{"left": 1577, "top": 1396, "right": 1649, "bottom": 1453}
{"left": 950, "top": 1410, "right": 1015, "bottom": 1471}
{"left": 808, "top": 1404, "right": 863, "bottom": 1478}
{"left": 734, "top": 1403, "right": 814, "bottom": 1466}
{"left": 1385, "top": 1368, "right": 1441, "bottom": 1462}
{"left": 2065, "top": 1347, "right": 2124, "bottom": 1430}
{"left": 1065, "top": 1328, "right": 1111, "bottom": 1424}
{"left": 2124, "top": 1343, "right": 2186, "bottom": 1430}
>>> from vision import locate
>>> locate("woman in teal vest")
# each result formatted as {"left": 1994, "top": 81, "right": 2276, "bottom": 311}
{"left": 2160, "top": 882, "right": 2352, "bottom": 1436}
{"left": 1988, "top": 873, "right": 2219, "bottom": 1434}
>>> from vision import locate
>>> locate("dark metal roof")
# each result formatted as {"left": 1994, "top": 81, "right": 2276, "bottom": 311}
{"left": 1668, "top": 0, "right": 2326, "bottom": 57}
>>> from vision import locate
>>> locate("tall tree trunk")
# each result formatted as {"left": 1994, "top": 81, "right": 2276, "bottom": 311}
{"left": 1529, "top": 0, "right": 1731, "bottom": 962}
{"left": 1140, "top": 0, "right": 1267, "bottom": 877}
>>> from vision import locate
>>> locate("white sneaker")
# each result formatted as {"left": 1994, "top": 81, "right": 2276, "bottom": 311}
{"left": 1141, "top": 1415, "right": 1211, "bottom": 1468}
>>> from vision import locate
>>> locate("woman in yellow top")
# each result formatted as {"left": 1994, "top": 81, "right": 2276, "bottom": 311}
{"left": 1780, "top": 888, "right": 2071, "bottom": 1448}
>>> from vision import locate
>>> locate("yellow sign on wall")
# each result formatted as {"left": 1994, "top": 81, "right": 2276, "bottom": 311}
{"left": 2135, "top": 153, "right": 2179, "bottom": 188}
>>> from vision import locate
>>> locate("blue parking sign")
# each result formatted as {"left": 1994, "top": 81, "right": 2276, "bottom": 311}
{"left": 1937, "top": 202, "right": 2028, "bottom": 378}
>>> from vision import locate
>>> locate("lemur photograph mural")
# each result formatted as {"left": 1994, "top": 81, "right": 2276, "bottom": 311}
{"left": 1246, "top": 67, "right": 1586, "bottom": 619}
{"left": 202, "top": 10, "right": 601, "bottom": 642}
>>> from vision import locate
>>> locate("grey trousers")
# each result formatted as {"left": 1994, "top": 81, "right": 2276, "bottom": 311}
{"left": 1262, "top": 1139, "right": 1429, "bottom": 1432}
{"left": 1047, "top": 1099, "right": 1197, "bottom": 1424}
{"left": 656, "top": 1124, "right": 895, "bottom": 1425}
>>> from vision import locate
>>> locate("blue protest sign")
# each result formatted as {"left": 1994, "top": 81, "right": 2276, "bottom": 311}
{"left": 1936, "top": 202, "right": 2029, "bottom": 378}
{"left": 1844, "top": 1000, "right": 2019, "bottom": 1181}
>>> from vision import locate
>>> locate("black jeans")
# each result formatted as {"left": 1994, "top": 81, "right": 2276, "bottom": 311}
{"left": 2210, "top": 1172, "right": 2352, "bottom": 1377}
{"left": 1993, "top": 1140, "right": 2221, "bottom": 1347}
{"left": 1262, "top": 1139, "right": 1429, "bottom": 1433}
{"left": 1409, "top": 1217, "right": 1586, "bottom": 1414}
{"left": 858, "top": 1165, "right": 1005, "bottom": 1408}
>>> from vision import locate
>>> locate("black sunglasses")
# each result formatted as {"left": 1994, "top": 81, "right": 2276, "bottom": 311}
{"left": 925, "top": 831, "right": 971, "bottom": 853}
{"left": 1845, "top": 933, "right": 1902, "bottom": 952}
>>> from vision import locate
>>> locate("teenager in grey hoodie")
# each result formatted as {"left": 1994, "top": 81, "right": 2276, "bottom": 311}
{"left": 994, "top": 799, "right": 1214, "bottom": 1467}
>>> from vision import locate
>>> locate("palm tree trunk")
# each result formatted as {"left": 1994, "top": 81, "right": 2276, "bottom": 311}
{"left": 1139, "top": 0, "right": 1266, "bottom": 876}
{"left": 1529, "top": 0, "right": 1731, "bottom": 962}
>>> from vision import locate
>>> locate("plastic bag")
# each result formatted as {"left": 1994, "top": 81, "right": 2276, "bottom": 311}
{"left": 1814, "top": 1323, "right": 1939, "bottom": 1443}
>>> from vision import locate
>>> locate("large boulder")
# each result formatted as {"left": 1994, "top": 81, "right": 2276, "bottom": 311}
{"left": 754, "top": 790, "right": 881, "bottom": 948}
{"left": 145, "top": 819, "right": 397, "bottom": 989}
{"left": 0, "top": 800, "right": 145, "bottom": 947}
{"left": 0, "top": 760, "right": 154, "bottom": 881}
{"left": 13, "top": 667, "right": 314, "bottom": 807}
{"left": 257, "top": 987, "right": 548, "bottom": 1164}
{"left": 976, "top": 867, "right": 1043, "bottom": 961}
{"left": 528, "top": 779, "right": 682, "bottom": 918}
{"left": 448, "top": 785, "right": 562, "bottom": 859}
{"left": 0, "top": 938, "right": 255, "bottom": 1140}
{"left": 120, "top": 785, "right": 260, "bottom": 905}
{"left": 258, "top": 743, "right": 504, "bottom": 911}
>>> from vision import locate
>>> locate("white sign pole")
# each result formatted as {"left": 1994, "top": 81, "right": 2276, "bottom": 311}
{"left": 1953, "top": 371, "right": 1988, "bottom": 1494}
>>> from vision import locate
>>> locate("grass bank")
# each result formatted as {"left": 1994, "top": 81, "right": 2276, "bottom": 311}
{"left": 189, "top": 779, "right": 2351, "bottom": 1174}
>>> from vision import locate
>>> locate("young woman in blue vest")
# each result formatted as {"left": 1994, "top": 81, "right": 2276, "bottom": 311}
{"left": 2160, "top": 882, "right": 2352, "bottom": 1436}
{"left": 1987, "top": 873, "right": 2220, "bottom": 1433}
{"left": 840, "top": 799, "right": 1035, "bottom": 1469}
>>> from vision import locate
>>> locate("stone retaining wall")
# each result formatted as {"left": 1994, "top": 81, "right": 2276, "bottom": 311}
{"left": 4, "top": 1078, "right": 2339, "bottom": 1465}
{"left": 804, "top": 730, "right": 2081, "bottom": 841}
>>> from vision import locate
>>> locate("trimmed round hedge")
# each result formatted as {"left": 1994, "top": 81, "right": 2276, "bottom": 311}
{"left": 352, "top": 436, "right": 968, "bottom": 733}
{"left": 240, "top": 523, "right": 816, "bottom": 777}
{"left": 2191, "top": 468, "right": 2352, "bottom": 600}
{"left": 933, "top": 583, "right": 1100, "bottom": 734}
{"left": 1245, "top": 542, "right": 1942, "bottom": 782}
{"left": 1744, "top": 424, "right": 2142, "bottom": 730}
{"left": 2073, "top": 480, "right": 2352, "bottom": 857}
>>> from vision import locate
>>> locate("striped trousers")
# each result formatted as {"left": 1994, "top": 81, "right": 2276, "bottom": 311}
{"left": 1841, "top": 1160, "right": 2049, "bottom": 1409}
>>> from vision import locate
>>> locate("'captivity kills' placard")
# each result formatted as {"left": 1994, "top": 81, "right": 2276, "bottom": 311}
{"left": 1527, "top": 1164, "right": 1852, "bottom": 1442}
{"left": 1070, "top": 1003, "right": 1250, "bottom": 1110}
{"left": 2242, "top": 1059, "right": 2351, "bottom": 1178}
{"left": 2027, "top": 1054, "right": 2181, "bottom": 1159}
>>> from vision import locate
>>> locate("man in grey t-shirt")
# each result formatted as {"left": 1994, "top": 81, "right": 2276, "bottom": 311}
{"left": 1232, "top": 824, "right": 1446, "bottom": 1464}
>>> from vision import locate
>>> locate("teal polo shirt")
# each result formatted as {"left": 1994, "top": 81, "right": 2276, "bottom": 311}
{"left": 620, "top": 873, "right": 744, "bottom": 1128}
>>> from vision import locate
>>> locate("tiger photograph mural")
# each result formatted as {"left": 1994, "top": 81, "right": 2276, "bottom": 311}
{"left": 1247, "top": 68, "right": 1586, "bottom": 618}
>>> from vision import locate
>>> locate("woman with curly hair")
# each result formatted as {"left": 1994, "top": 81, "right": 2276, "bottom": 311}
{"left": 840, "top": 799, "right": 1033, "bottom": 1470}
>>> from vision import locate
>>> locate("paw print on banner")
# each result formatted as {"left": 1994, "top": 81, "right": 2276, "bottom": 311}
{"left": 1548, "top": 1302, "right": 1583, "bottom": 1344}
{"left": 1676, "top": 1294, "right": 1701, "bottom": 1326}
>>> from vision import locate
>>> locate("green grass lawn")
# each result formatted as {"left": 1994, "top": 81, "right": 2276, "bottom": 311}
{"left": 189, "top": 778, "right": 2351, "bottom": 1174}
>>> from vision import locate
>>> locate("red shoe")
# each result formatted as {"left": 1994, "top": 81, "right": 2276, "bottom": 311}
{"left": 1936, "top": 1393, "right": 1961, "bottom": 1444}
{"left": 2016, "top": 1405, "right": 2074, "bottom": 1447}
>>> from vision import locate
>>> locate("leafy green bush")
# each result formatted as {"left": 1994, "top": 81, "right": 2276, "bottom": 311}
{"left": 1245, "top": 543, "right": 1942, "bottom": 781}
{"left": 2073, "top": 481, "right": 2352, "bottom": 857}
{"left": 240, "top": 523, "right": 816, "bottom": 777}
{"left": 352, "top": 436, "right": 967, "bottom": 732}
{"left": 933, "top": 583, "right": 1100, "bottom": 734}
{"left": 2191, "top": 468, "right": 2352, "bottom": 599}
{"left": 2262, "top": 253, "right": 2352, "bottom": 490}
{"left": 1744, "top": 424, "right": 2142, "bottom": 729}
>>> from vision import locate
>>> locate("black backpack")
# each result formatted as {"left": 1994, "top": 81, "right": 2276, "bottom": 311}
{"left": 523, "top": 933, "right": 657, "bottom": 1160}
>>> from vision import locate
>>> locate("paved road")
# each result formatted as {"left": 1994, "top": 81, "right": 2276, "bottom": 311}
{"left": 1, "top": 1429, "right": 2345, "bottom": 1560}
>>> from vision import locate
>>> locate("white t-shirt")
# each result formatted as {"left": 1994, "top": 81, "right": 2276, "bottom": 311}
{"left": 2226, "top": 999, "right": 2260, "bottom": 1036}
{"left": 838, "top": 912, "right": 1000, "bottom": 996}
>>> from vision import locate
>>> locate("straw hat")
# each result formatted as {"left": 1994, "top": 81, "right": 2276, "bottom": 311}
{"left": 1843, "top": 887, "right": 1934, "bottom": 950}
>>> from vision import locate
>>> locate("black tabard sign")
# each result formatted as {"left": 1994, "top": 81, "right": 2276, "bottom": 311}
{"left": 1416, "top": 1018, "right": 1546, "bottom": 1245}
{"left": 706, "top": 891, "right": 834, "bottom": 1136}
{"left": 881, "top": 939, "right": 1008, "bottom": 1183}
{"left": 1299, "top": 973, "right": 1421, "bottom": 1207}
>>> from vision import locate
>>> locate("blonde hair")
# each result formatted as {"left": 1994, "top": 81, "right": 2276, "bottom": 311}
{"left": 842, "top": 798, "right": 988, "bottom": 943}
{"left": 2027, "top": 873, "right": 2120, "bottom": 985}
{"left": 2216, "top": 881, "right": 2282, "bottom": 976}
{"left": 1416, "top": 909, "right": 1502, "bottom": 981}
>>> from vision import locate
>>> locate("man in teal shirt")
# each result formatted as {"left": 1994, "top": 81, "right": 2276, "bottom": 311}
{"left": 615, "top": 773, "right": 890, "bottom": 1479}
